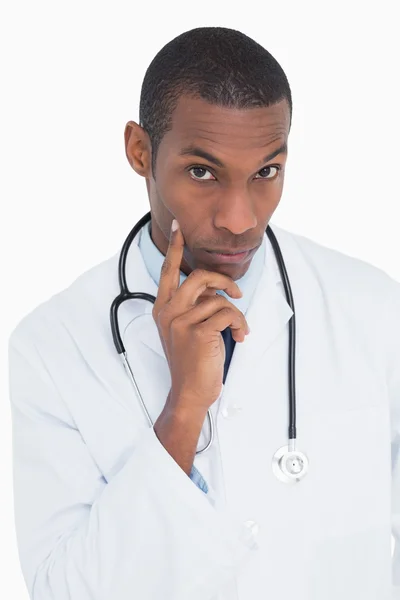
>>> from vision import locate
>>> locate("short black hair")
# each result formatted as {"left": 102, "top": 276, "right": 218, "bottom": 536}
{"left": 139, "top": 26, "right": 292, "bottom": 179}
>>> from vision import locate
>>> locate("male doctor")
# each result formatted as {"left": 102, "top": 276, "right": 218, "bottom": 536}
{"left": 8, "top": 26, "right": 400, "bottom": 600}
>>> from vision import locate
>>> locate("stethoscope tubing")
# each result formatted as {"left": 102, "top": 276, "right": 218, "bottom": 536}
{"left": 110, "top": 212, "right": 297, "bottom": 458}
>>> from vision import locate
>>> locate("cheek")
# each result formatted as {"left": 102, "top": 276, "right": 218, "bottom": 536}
{"left": 150, "top": 189, "right": 204, "bottom": 251}
{"left": 157, "top": 189, "right": 209, "bottom": 236}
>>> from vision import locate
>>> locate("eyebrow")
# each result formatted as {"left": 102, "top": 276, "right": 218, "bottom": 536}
{"left": 178, "top": 141, "right": 288, "bottom": 169}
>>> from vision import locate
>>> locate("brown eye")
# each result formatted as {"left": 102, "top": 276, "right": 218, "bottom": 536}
{"left": 189, "top": 167, "right": 215, "bottom": 181}
{"left": 255, "top": 166, "right": 280, "bottom": 180}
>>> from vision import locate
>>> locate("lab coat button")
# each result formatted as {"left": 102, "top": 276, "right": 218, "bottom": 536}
{"left": 244, "top": 520, "right": 259, "bottom": 537}
{"left": 241, "top": 520, "right": 260, "bottom": 550}
{"left": 221, "top": 405, "right": 242, "bottom": 418}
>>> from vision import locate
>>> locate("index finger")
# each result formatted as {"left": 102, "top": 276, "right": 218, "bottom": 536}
{"left": 156, "top": 219, "right": 185, "bottom": 306}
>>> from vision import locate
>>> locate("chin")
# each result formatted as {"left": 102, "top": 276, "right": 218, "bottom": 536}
{"left": 197, "top": 260, "right": 250, "bottom": 282}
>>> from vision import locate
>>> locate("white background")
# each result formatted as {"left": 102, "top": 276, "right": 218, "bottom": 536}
{"left": 1, "top": 1, "right": 399, "bottom": 597}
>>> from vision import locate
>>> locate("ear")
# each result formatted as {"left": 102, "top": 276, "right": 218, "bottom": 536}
{"left": 124, "top": 121, "right": 152, "bottom": 177}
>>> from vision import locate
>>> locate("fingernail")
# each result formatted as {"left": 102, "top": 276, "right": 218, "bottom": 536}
{"left": 171, "top": 219, "right": 179, "bottom": 232}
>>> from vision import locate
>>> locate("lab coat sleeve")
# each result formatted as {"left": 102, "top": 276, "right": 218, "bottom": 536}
{"left": 387, "top": 278, "right": 400, "bottom": 597}
{"left": 8, "top": 328, "right": 252, "bottom": 600}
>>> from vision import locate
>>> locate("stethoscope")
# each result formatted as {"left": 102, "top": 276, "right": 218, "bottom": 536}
{"left": 110, "top": 211, "right": 309, "bottom": 484}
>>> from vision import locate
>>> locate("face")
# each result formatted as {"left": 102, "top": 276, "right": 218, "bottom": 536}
{"left": 125, "top": 95, "right": 290, "bottom": 281}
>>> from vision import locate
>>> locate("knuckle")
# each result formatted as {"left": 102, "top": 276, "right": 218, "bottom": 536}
{"left": 169, "top": 315, "right": 182, "bottom": 331}
{"left": 188, "top": 268, "right": 206, "bottom": 281}
{"left": 221, "top": 306, "right": 234, "bottom": 317}
{"left": 211, "top": 294, "right": 227, "bottom": 309}
{"left": 157, "top": 305, "right": 171, "bottom": 327}
{"left": 237, "top": 311, "right": 247, "bottom": 326}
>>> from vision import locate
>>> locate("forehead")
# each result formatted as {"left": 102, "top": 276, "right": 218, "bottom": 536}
{"left": 159, "top": 95, "right": 290, "bottom": 160}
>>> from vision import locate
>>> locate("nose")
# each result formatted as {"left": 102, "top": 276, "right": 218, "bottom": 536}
{"left": 213, "top": 192, "right": 257, "bottom": 235}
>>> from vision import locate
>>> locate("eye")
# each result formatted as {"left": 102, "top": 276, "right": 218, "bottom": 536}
{"left": 254, "top": 165, "right": 281, "bottom": 180}
{"left": 188, "top": 166, "right": 215, "bottom": 181}
{"left": 188, "top": 165, "right": 281, "bottom": 182}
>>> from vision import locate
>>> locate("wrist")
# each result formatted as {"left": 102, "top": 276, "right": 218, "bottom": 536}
{"left": 164, "top": 400, "right": 208, "bottom": 424}
{"left": 154, "top": 399, "right": 207, "bottom": 477}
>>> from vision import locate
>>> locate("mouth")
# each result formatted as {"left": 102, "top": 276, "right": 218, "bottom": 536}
{"left": 202, "top": 246, "right": 257, "bottom": 265}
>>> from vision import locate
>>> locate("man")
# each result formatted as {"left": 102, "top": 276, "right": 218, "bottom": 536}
{"left": 8, "top": 26, "right": 400, "bottom": 600}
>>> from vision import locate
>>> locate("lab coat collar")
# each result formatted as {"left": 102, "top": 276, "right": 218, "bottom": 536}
{"left": 121, "top": 224, "right": 294, "bottom": 390}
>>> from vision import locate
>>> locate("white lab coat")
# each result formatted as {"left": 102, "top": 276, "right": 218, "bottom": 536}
{"left": 8, "top": 222, "right": 400, "bottom": 600}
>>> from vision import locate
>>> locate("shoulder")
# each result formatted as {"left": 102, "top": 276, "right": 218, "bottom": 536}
{"left": 270, "top": 222, "right": 400, "bottom": 303}
{"left": 9, "top": 251, "right": 120, "bottom": 351}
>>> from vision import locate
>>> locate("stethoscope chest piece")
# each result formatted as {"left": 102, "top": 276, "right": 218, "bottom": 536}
{"left": 272, "top": 445, "right": 309, "bottom": 484}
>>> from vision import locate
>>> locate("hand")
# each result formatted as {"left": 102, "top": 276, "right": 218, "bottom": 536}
{"left": 152, "top": 219, "right": 250, "bottom": 413}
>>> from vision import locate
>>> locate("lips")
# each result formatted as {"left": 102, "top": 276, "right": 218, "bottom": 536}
{"left": 203, "top": 248, "right": 255, "bottom": 265}
{"left": 207, "top": 249, "right": 253, "bottom": 255}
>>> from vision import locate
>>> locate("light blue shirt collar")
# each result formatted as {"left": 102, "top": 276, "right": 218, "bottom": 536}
{"left": 138, "top": 220, "right": 265, "bottom": 315}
